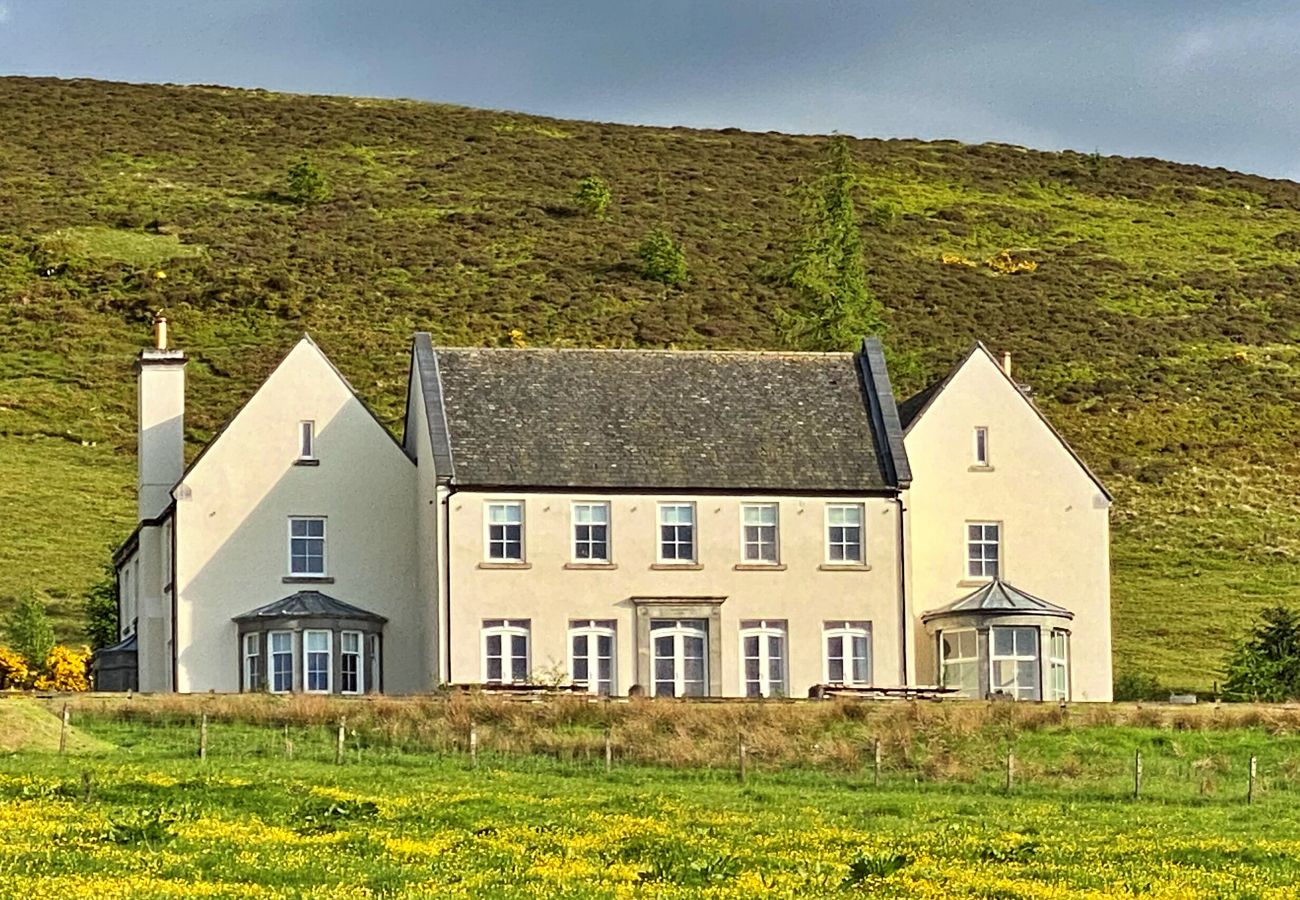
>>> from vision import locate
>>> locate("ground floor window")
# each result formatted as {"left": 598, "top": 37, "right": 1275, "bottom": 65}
{"left": 483, "top": 619, "right": 531, "bottom": 684}
{"left": 1049, "top": 629, "right": 1069, "bottom": 701}
{"left": 940, "top": 628, "right": 979, "bottom": 697}
{"left": 569, "top": 620, "right": 616, "bottom": 695}
{"left": 340, "top": 630, "right": 363, "bottom": 694}
{"left": 651, "top": 619, "right": 708, "bottom": 697}
{"left": 990, "top": 626, "right": 1039, "bottom": 701}
{"left": 243, "top": 633, "right": 261, "bottom": 692}
{"left": 824, "top": 621, "right": 871, "bottom": 686}
{"left": 270, "top": 631, "right": 293, "bottom": 693}
{"left": 739, "top": 620, "right": 787, "bottom": 697}
{"left": 304, "top": 629, "right": 332, "bottom": 693}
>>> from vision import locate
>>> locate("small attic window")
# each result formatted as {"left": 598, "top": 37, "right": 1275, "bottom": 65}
{"left": 297, "top": 421, "right": 317, "bottom": 463}
{"left": 973, "top": 426, "right": 989, "bottom": 468}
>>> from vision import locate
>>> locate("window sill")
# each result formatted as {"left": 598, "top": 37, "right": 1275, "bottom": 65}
{"left": 283, "top": 575, "right": 335, "bottom": 584}
{"left": 294, "top": 458, "right": 321, "bottom": 467}
{"left": 967, "top": 464, "right": 994, "bottom": 472}
{"left": 477, "top": 561, "right": 532, "bottom": 570}
{"left": 564, "top": 562, "right": 618, "bottom": 570}
{"left": 733, "top": 563, "right": 787, "bottom": 571}
{"left": 957, "top": 578, "right": 995, "bottom": 587}
{"left": 650, "top": 562, "right": 703, "bottom": 570}
{"left": 818, "top": 563, "right": 871, "bottom": 571}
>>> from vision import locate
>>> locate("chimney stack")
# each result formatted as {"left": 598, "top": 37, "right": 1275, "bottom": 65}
{"left": 1001, "top": 351, "right": 1012, "bottom": 379}
{"left": 137, "top": 315, "right": 186, "bottom": 520}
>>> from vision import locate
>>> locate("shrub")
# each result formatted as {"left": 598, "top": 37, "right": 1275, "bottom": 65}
{"left": 573, "top": 176, "right": 611, "bottom": 218}
{"left": 0, "top": 646, "right": 30, "bottom": 690}
{"left": 637, "top": 228, "right": 687, "bottom": 286}
{"left": 1223, "top": 605, "right": 1300, "bottom": 702}
{"left": 1113, "top": 670, "right": 1166, "bottom": 701}
{"left": 6, "top": 591, "right": 54, "bottom": 670}
{"left": 84, "top": 563, "right": 119, "bottom": 650}
{"left": 34, "top": 645, "right": 91, "bottom": 692}
{"left": 286, "top": 157, "right": 331, "bottom": 205}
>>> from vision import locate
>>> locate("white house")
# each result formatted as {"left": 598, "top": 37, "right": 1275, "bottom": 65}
{"left": 103, "top": 321, "right": 1113, "bottom": 700}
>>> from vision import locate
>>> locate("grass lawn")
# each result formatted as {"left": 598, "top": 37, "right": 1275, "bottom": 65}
{"left": 2, "top": 700, "right": 1300, "bottom": 897}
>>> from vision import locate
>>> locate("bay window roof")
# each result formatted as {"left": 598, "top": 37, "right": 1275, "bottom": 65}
{"left": 922, "top": 579, "right": 1073, "bottom": 623}
{"left": 233, "top": 590, "right": 387, "bottom": 625}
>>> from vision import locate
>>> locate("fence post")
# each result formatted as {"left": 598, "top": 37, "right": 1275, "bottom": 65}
{"left": 873, "top": 738, "right": 882, "bottom": 788}
{"left": 1133, "top": 749, "right": 1143, "bottom": 800}
{"left": 1248, "top": 755, "right": 1257, "bottom": 805}
{"left": 199, "top": 713, "right": 208, "bottom": 761}
{"left": 604, "top": 728, "right": 613, "bottom": 773}
{"left": 469, "top": 722, "right": 478, "bottom": 769}
{"left": 283, "top": 723, "right": 294, "bottom": 760}
{"left": 737, "top": 732, "right": 747, "bottom": 784}
{"left": 58, "top": 703, "right": 69, "bottom": 755}
{"left": 1004, "top": 746, "right": 1014, "bottom": 793}
{"left": 335, "top": 716, "right": 346, "bottom": 766}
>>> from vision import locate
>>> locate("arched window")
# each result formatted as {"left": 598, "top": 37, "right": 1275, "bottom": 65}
{"left": 739, "top": 620, "right": 787, "bottom": 697}
{"left": 650, "top": 619, "right": 708, "bottom": 697}
{"left": 569, "top": 619, "right": 616, "bottom": 695}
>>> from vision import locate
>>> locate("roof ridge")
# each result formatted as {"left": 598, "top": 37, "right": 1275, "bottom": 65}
{"left": 433, "top": 346, "right": 856, "bottom": 358}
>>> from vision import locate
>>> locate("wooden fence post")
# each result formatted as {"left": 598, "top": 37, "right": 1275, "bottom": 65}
{"left": 199, "top": 713, "right": 208, "bottom": 761}
{"left": 335, "top": 716, "right": 346, "bottom": 765}
{"left": 1248, "top": 755, "right": 1257, "bottom": 805}
{"left": 1133, "top": 749, "right": 1143, "bottom": 800}
{"left": 59, "top": 703, "right": 69, "bottom": 755}
{"left": 604, "top": 728, "right": 613, "bottom": 773}
{"left": 1004, "top": 746, "right": 1014, "bottom": 793}
{"left": 873, "top": 738, "right": 882, "bottom": 788}
{"left": 469, "top": 722, "right": 478, "bottom": 769}
{"left": 737, "top": 733, "right": 747, "bottom": 784}
{"left": 283, "top": 723, "right": 294, "bottom": 760}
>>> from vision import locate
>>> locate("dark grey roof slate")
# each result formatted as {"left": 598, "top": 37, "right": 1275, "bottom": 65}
{"left": 922, "top": 579, "right": 1073, "bottom": 622}
{"left": 897, "top": 377, "right": 945, "bottom": 430}
{"left": 233, "top": 590, "right": 388, "bottom": 624}
{"left": 427, "top": 346, "right": 897, "bottom": 491}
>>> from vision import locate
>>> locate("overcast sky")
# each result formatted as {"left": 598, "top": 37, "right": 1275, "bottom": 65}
{"left": 2, "top": 1, "right": 1297, "bottom": 180}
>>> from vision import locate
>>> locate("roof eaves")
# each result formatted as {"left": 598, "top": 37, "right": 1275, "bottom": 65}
{"left": 899, "top": 342, "right": 982, "bottom": 436}
{"left": 413, "top": 334, "right": 455, "bottom": 484}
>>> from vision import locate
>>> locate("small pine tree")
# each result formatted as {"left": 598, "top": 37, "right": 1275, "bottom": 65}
{"left": 637, "top": 228, "right": 687, "bottom": 286}
{"left": 6, "top": 591, "right": 55, "bottom": 670}
{"left": 574, "top": 176, "right": 611, "bottom": 218}
{"left": 84, "top": 563, "right": 120, "bottom": 651}
{"left": 1223, "top": 605, "right": 1300, "bottom": 702}
{"left": 779, "top": 135, "right": 885, "bottom": 350}
{"left": 286, "top": 157, "right": 331, "bottom": 205}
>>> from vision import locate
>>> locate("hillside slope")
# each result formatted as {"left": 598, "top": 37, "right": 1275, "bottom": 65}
{"left": 2, "top": 77, "right": 1299, "bottom": 691}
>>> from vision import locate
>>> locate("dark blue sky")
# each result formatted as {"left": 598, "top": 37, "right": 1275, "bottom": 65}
{"left": 3, "top": 1, "right": 1298, "bottom": 180}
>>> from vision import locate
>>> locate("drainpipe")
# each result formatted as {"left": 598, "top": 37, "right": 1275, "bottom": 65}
{"left": 891, "top": 495, "right": 911, "bottom": 687}
{"left": 441, "top": 485, "right": 456, "bottom": 686}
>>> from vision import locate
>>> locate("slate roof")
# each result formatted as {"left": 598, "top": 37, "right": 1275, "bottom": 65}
{"left": 232, "top": 590, "right": 388, "bottom": 624}
{"left": 420, "top": 339, "right": 907, "bottom": 491}
{"left": 921, "top": 579, "right": 1073, "bottom": 622}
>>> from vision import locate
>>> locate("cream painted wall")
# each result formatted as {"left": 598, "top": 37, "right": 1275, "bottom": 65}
{"left": 903, "top": 349, "right": 1113, "bottom": 701}
{"left": 445, "top": 491, "right": 904, "bottom": 696}
{"left": 172, "top": 339, "right": 423, "bottom": 693}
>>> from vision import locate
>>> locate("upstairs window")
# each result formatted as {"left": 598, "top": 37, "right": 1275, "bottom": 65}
{"left": 658, "top": 503, "right": 696, "bottom": 563}
{"left": 483, "top": 619, "right": 530, "bottom": 683}
{"left": 966, "top": 522, "right": 1001, "bottom": 578}
{"left": 741, "top": 504, "right": 779, "bottom": 563}
{"left": 289, "top": 517, "right": 327, "bottom": 576}
{"left": 825, "top": 504, "right": 864, "bottom": 564}
{"left": 299, "top": 421, "right": 316, "bottom": 461}
{"left": 973, "top": 426, "right": 989, "bottom": 467}
{"left": 485, "top": 502, "right": 524, "bottom": 562}
{"left": 824, "top": 621, "right": 871, "bottom": 686}
{"left": 572, "top": 502, "right": 610, "bottom": 562}
{"left": 740, "top": 620, "right": 787, "bottom": 697}
{"left": 569, "top": 619, "right": 616, "bottom": 695}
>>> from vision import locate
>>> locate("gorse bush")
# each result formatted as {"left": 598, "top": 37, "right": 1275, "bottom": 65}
{"left": 637, "top": 228, "right": 687, "bottom": 286}
{"left": 574, "top": 175, "right": 611, "bottom": 218}
{"left": 286, "top": 158, "right": 330, "bottom": 205}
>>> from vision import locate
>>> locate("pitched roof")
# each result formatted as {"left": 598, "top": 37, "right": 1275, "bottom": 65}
{"left": 921, "top": 578, "right": 1074, "bottom": 622}
{"left": 419, "top": 338, "right": 907, "bottom": 492}
{"left": 232, "top": 590, "right": 388, "bottom": 624}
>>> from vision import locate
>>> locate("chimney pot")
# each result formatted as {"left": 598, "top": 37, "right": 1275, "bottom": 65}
{"left": 154, "top": 316, "right": 168, "bottom": 351}
{"left": 1001, "top": 351, "right": 1012, "bottom": 378}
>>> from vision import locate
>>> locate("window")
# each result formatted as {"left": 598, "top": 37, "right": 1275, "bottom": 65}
{"left": 572, "top": 503, "right": 610, "bottom": 562}
{"left": 243, "top": 633, "right": 261, "bottom": 692}
{"left": 486, "top": 502, "right": 524, "bottom": 561}
{"left": 824, "top": 621, "right": 871, "bottom": 686}
{"left": 990, "top": 626, "right": 1039, "bottom": 700}
{"left": 299, "top": 420, "right": 316, "bottom": 460}
{"left": 741, "top": 504, "right": 779, "bottom": 563}
{"left": 340, "top": 630, "right": 363, "bottom": 694}
{"left": 651, "top": 619, "right": 708, "bottom": 697}
{"left": 483, "top": 619, "right": 530, "bottom": 683}
{"left": 289, "top": 517, "right": 327, "bottom": 576}
{"left": 303, "top": 629, "right": 332, "bottom": 693}
{"left": 368, "top": 635, "right": 382, "bottom": 692}
{"left": 569, "top": 620, "right": 616, "bottom": 695}
{"left": 269, "top": 631, "right": 294, "bottom": 693}
{"left": 973, "top": 426, "right": 989, "bottom": 467}
{"left": 826, "top": 504, "right": 864, "bottom": 563}
{"left": 966, "top": 522, "right": 1000, "bottom": 578}
{"left": 739, "top": 620, "right": 787, "bottom": 697}
{"left": 1049, "top": 629, "right": 1069, "bottom": 701}
{"left": 121, "top": 567, "right": 133, "bottom": 637}
{"left": 940, "top": 629, "right": 979, "bottom": 698}
{"left": 658, "top": 503, "right": 696, "bottom": 562}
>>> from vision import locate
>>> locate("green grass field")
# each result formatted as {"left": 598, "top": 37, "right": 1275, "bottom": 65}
{"left": 2, "top": 697, "right": 1300, "bottom": 897}
{"left": 4, "top": 76, "right": 1300, "bottom": 691}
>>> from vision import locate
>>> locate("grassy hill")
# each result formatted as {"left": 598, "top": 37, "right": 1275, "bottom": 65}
{"left": 2, "top": 76, "right": 1300, "bottom": 692}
